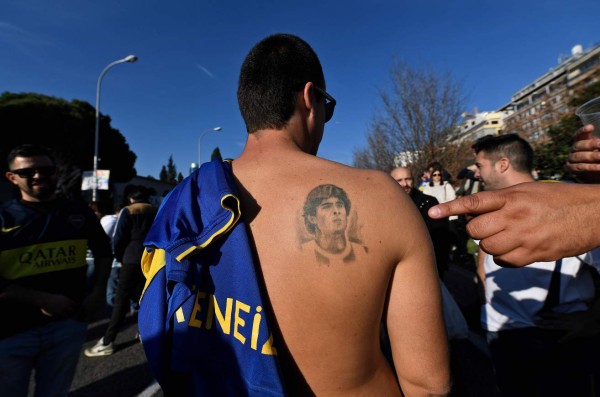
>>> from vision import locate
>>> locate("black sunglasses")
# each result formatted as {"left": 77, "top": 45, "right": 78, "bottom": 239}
{"left": 10, "top": 166, "right": 57, "bottom": 178}
{"left": 314, "top": 86, "right": 336, "bottom": 122}
{"left": 432, "top": 173, "right": 442, "bottom": 177}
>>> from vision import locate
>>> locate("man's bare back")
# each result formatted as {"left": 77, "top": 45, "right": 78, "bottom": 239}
{"left": 232, "top": 135, "right": 449, "bottom": 396}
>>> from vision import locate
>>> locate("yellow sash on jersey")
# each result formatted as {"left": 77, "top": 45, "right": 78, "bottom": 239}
{"left": 0, "top": 240, "right": 88, "bottom": 280}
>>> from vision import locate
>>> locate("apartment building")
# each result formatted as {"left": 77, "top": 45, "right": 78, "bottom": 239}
{"left": 501, "top": 43, "right": 600, "bottom": 141}
{"left": 456, "top": 109, "right": 512, "bottom": 143}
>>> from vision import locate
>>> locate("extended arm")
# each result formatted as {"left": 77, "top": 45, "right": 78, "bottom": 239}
{"left": 428, "top": 182, "right": 600, "bottom": 267}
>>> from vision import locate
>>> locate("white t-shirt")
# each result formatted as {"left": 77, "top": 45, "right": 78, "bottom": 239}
{"left": 481, "top": 251, "right": 596, "bottom": 332}
{"left": 100, "top": 214, "right": 118, "bottom": 241}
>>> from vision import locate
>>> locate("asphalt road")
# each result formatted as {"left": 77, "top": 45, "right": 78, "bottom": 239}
{"left": 28, "top": 314, "right": 163, "bottom": 397}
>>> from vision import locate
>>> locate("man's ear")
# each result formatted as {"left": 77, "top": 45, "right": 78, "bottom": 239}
{"left": 498, "top": 157, "right": 510, "bottom": 173}
{"left": 5, "top": 172, "right": 18, "bottom": 185}
{"left": 301, "top": 82, "right": 317, "bottom": 115}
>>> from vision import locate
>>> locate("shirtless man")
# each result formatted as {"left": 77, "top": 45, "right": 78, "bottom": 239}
{"left": 231, "top": 34, "right": 449, "bottom": 396}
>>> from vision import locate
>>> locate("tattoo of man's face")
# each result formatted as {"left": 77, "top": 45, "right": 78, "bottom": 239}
{"left": 300, "top": 184, "right": 367, "bottom": 265}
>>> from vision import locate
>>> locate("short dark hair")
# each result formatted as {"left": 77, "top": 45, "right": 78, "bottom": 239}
{"left": 127, "top": 185, "right": 150, "bottom": 203}
{"left": 237, "top": 34, "right": 326, "bottom": 133}
{"left": 7, "top": 144, "right": 55, "bottom": 169}
{"left": 303, "top": 184, "right": 350, "bottom": 234}
{"left": 472, "top": 133, "right": 534, "bottom": 173}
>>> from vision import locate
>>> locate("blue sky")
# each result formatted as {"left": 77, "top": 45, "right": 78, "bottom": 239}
{"left": 2, "top": 0, "right": 600, "bottom": 178}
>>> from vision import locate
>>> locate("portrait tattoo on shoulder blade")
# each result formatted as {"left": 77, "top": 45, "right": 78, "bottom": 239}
{"left": 299, "top": 184, "right": 368, "bottom": 265}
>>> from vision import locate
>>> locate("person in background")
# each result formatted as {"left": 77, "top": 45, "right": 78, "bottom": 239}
{"left": 0, "top": 144, "right": 112, "bottom": 396}
{"left": 428, "top": 161, "right": 453, "bottom": 184}
{"left": 99, "top": 203, "right": 123, "bottom": 310}
{"left": 423, "top": 164, "right": 469, "bottom": 261}
{"left": 390, "top": 166, "right": 450, "bottom": 277}
{"left": 455, "top": 164, "right": 482, "bottom": 197}
{"left": 423, "top": 165, "right": 456, "bottom": 207}
{"left": 85, "top": 186, "right": 157, "bottom": 356}
{"left": 428, "top": 124, "right": 600, "bottom": 267}
{"left": 471, "top": 133, "right": 600, "bottom": 396}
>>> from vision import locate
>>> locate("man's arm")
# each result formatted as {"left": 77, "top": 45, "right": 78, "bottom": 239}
{"left": 112, "top": 208, "right": 131, "bottom": 262}
{"left": 79, "top": 256, "right": 111, "bottom": 322}
{"left": 428, "top": 182, "right": 600, "bottom": 267}
{"left": 386, "top": 236, "right": 450, "bottom": 396}
{"left": 385, "top": 182, "right": 450, "bottom": 396}
{"left": 0, "top": 280, "right": 77, "bottom": 318}
{"left": 80, "top": 207, "right": 114, "bottom": 321}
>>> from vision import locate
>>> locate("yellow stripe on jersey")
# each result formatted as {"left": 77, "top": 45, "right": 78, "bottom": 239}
{"left": 176, "top": 194, "right": 241, "bottom": 262}
{"left": 140, "top": 248, "right": 167, "bottom": 300}
{"left": 0, "top": 240, "right": 88, "bottom": 280}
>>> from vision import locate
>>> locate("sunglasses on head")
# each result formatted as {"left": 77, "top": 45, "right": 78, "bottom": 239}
{"left": 10, "top": 166, "right": 57, "bottom": 178}
{"left": 314, "top": 86, "right": 336, "bottom": 123}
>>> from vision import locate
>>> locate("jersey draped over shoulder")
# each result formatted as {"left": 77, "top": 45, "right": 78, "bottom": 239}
{"left": 138, "top": 158, "right": 286, "bottom": 396}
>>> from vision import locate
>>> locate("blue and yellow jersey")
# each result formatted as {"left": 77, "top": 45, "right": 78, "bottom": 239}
{"left": 139, "top": 158, "right": 286, "bottom": 396}
{"left": 0, "top": 198, "right": 111, "bottom": 338}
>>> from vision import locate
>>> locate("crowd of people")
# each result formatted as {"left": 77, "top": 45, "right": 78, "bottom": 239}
{"left": 2, "top": 32, "right": 600, "bottom": 397}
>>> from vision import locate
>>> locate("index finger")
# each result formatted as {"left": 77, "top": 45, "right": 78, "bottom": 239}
{"left": 428, "top": 191, "right": 507, "bottom": 219}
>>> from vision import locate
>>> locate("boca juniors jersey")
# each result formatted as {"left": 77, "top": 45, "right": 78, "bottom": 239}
{"left": 139, "top": 158, "right": 286, "bottom": 396}
{"left": 0, "top": 197, "right": 111, "bottom": 337}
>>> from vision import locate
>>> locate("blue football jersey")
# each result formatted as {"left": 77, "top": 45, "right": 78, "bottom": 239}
{"left": 138, "top": 158, "right": 286, "bottom": 396}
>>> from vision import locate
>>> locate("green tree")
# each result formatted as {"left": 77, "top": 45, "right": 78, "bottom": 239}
{"left": 159, "top": 166, "right": 168, "bottom": 182}
{"left": 535, "top": 81, "right": 600, "bottom": 179}
{"left": 159, "top": 155, "right": 178, "bottom": 184}
{"left": 0, "top": 92, "right": 137, "bottom": 200}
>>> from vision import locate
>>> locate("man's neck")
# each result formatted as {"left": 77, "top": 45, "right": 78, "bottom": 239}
{"left": 315, "top": 232, "right": 347, "bottom": 254}
{"left": 501, "top": 173, "right": 535, "bottom": 189}
{"left": 19, "top": 196, "right": 58, "bottom": 211}
{"left": 20, "top": 194, "right": 56, "bottom": 203}
{"left": 238, "top": 128, "right": 314, "bottom": 160}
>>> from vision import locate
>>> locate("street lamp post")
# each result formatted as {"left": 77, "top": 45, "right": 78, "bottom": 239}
{"left": 198, "top": 126, "right": 222, "bottom": 165}
{"left": 93, "top": 54, "right": 138, "bottom": 202}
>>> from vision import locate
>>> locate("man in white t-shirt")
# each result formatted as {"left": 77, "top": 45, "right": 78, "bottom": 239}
{"left": 100, "top": 209, "right": 120, "bottom": 308}
{"left": 472, "top": 133, "right": 600, "bottom": 397}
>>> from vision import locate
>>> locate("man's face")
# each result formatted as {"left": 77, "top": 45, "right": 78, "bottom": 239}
{"left": 6, "top": 155, "right": 57, "bottom": 202}
{"left": 390, "top": 168, "right": 414, "bottom": 195}
{"left": 309, "top": 197, "right": 347, "bottom": 236}
{"left": 474, "top": 151, "right": 502, "bottom": 191}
